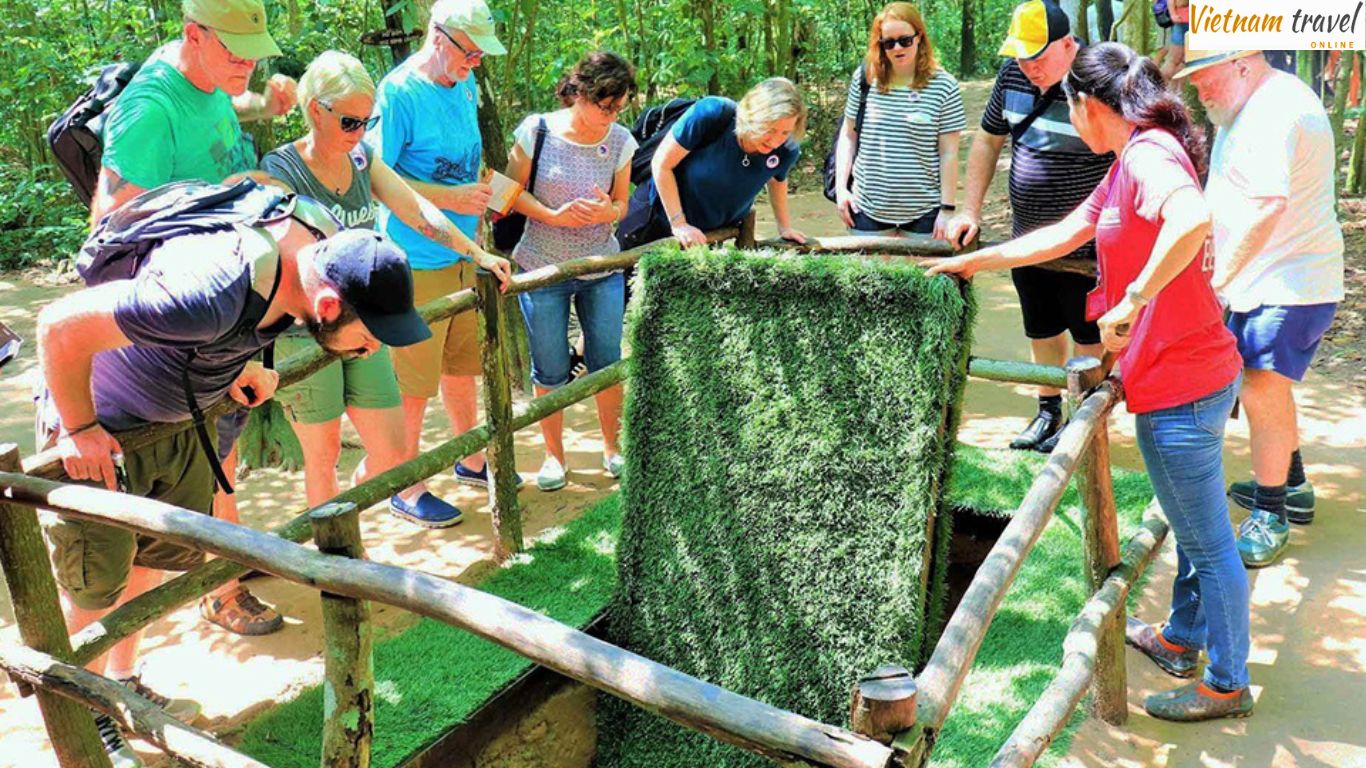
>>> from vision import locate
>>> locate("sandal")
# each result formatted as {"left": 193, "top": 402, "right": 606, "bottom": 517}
{"left": 200, "top": 586, "right": 284, "bottom": 636}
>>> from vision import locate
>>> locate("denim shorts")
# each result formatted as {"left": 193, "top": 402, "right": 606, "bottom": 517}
{"left": 848, "top": 208, "right": 936, "bottom": 236}
{"left": 1227, "top": 302, "right": 1337, "bottom": 381}
{"left": 519, "top": 272, "right": 625, "bottom": 389}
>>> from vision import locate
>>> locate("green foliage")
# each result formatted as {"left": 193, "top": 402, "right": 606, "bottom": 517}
{"left": 599, "top": 246, "right": 975, "bottom": 767}
{"left": 237, "top": 494, "right": 624, "bottom": 768}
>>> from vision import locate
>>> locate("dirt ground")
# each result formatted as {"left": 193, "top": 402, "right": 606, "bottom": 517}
{"left": 1, "top": 79, "right": 1363, "bottom": 767}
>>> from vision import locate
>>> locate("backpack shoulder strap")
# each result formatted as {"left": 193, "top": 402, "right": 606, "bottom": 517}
{"left": 1010, "top": 86, "right": 1058, "bottom": 143}
{"left": 854, "top": 65, "right": 872, "bottom": 132}
{"left": 527, "top": 116, "right": 549, "bottom": 195}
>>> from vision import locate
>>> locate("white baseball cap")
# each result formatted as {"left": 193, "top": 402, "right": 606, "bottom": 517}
{"left": 430, "top": 0, "right": 507, "bottom": 56}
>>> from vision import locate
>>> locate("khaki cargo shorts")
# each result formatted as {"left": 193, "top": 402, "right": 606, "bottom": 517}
{"left": 389, "top": 260, "right": 483, "bottom": 398}
{"left": 40, "top": 423, "right": 216, "bottom": 610}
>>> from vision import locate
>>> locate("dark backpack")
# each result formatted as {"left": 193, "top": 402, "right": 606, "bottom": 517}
{"left": 48, "top": 62, "right": 140, "bottom": 207}
{"left": 79, "top": 179, "right": 294, "bottom": 493}
{"left": 823, "top": 65, "right": 871, "bottom": 203}
{"left": 628, "top": 98, "right": 699, "bottom": 186}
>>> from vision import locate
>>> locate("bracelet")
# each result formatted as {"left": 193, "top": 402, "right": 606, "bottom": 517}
{"left": 64, "top": 419, "right": 101, "bottom": 437}
{"left": 1125, "top": 285, "right": 1151, "bottom": 307}
{"left": 939, "top": 203, "right": 957, "bottom": 212}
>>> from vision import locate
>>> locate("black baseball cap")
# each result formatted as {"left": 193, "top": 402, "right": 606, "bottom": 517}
{"left": 313, "top": 229, "right": 432, "bottom": 347}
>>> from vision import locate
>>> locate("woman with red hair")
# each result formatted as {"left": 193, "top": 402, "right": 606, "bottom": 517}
{"left": 833, "top": 2, "right": 965, "bottom": 238}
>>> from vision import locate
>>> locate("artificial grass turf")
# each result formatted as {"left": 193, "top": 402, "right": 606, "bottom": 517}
{"left": 598, "top": 246, "right": 977, "bottom": 768}
{"left": 235, "top": 495, "right": 623, "bottom": 767}
{"left": 232, "top": 446, "right": 1152, "bottom": 768}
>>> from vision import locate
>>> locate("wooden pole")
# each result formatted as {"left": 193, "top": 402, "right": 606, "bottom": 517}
{"left": 736, "top": 210, "right": 758, "bottom": 248}
{"left": 68, "top": 362, "right": 629, "bottom": 666}
{"left": 0, "top": 444, "right": 111, "bottom": 768}
{"left": 0, "top": 643, "right": 266, "bottom": 768}
{"left": 310, "top": 503, "right": 373, "bottom": 768}
{"left": 849, "top": 665, "right": 917, "bottom": 745}
{"left": 507, "top": 226, "right": 741, "bottom": 295}
{"left": 477, "top": 270, "right": 524, "bottom": 559}
{"left": 893, "top": 384, "right": 1120, "bottom": 763}
{"left": 1067, "top": 358, "right": 1126, "bottom": 725}
{"left": 990, "top": 510, "right": 1169, "bottom": 768}
{"left": 0, "top": 473, "right": 895, "bottom": 768}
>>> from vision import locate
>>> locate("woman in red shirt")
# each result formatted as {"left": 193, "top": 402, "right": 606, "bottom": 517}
{"left": 930, "top": 43, "right": 1250, "bottom": 722}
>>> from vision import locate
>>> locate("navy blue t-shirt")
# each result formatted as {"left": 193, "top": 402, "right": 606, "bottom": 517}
{"left": 652, "top": 97, "right": 800, "bottom": 231}
{"left": 88, "top": 229, "right": 293, "bottom": 431}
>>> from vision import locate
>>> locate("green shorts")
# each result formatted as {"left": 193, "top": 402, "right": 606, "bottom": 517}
{"left": 42, "top": 427, "right": 216, "bottom": 610}
{"left": 274, "top": 332, "right": 403, "bottom": 425}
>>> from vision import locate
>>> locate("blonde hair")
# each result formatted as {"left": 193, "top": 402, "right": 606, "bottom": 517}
{"left": 864, "top": 2, "right": 939, "bottom": 92}
{"left": 299, "top": 51, "right": 376, "bottom": 128}
{"left": 735, "top": 78, "right": 807, "bottom": 143}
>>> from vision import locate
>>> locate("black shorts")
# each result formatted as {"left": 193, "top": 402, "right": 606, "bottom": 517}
{"left": 1010, "top": 265, "right": 1101, "bottom": 345}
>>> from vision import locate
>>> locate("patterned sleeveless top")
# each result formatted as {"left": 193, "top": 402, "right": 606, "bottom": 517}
{"left": 511, "top": 113, "right": 637, "bottom": 271}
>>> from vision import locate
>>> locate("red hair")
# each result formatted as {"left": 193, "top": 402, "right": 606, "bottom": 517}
{"left": 864, "top": 2, "right": 939, "bottom": 92}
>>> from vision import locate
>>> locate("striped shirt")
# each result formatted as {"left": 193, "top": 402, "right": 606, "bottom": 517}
{"left": 981, "top": 59, "right": 1113, "bottom": 259}
{"left": 845, "top": 68, "right": 966, "bottom": 224}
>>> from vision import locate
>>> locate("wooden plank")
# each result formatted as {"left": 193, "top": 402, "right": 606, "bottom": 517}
{"left": 894, "top": 384, "right": 1120, "bottom": 759}
{"left": 0, "top": 642, "right": 265, "bottom": 768}
{"left": 989, "top": 510, "right": 1169, "bottom": 768}
{"left": 67, "top": 362, "right": 627, "bottom": 668}
{"left": 310, "top": 503, "right": 373, "bottom": 768}
{"left": 967, "top": 357, "right": 1070, "bottom": 389}
{"left": 477, "top": 270, "right": 524, "bottom": 559}
{"left": 736, "top": 210, "right": 758, "bottom": 248}
{"left": 0, "top": 472, "right": 895, "bottom": 768}
{"left": 0, "top": 445, "right": 111, "bottom": 768}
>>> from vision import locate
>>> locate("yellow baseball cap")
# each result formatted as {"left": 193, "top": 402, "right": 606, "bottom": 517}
{"left": 1173, "top": 49, "right": 1262, "bottom": 79}
{"left": 182, "top": 0, "right": 282, "bottom": 60}
{"left": 430, "top": 0, "right": 507, "bottom": 56}
{"left": 999, "top": 0, "right": 1071, "bottom": 60}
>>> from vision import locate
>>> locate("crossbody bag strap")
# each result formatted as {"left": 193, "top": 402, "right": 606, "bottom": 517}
{"left": 527, "top": 117, "right": 549, "bottom": 195}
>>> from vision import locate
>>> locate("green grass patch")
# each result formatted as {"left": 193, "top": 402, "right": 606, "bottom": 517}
{"left": 236, "top": 495, "right": 623, "bottom": 767}
{"left": 599, "top": 246, "right": 976, "bottom": 767}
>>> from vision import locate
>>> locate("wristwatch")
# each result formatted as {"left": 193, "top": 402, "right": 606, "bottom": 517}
{"left": 1125, "top": 285, "right": 1150, "bottom": 307}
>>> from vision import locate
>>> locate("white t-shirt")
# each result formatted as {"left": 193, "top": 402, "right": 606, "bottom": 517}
{"left": 1207, "top": 71, "right": 1344, "bottom": 312}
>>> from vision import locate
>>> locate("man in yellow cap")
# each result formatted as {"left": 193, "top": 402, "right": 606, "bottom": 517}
{"left": 945, "top": 0, "right": 1113, "bottom": 454}
{"left": 366, "top": 0, "right": 518, "bottom": 529}
{"left": 1179, "top": 50, "right": 1344, "bottom": 568}
{"left": 86, "top": 0, "right": 297, "bottom": 665}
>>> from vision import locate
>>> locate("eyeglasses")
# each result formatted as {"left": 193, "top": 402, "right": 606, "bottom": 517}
{"left": 196, "top": 24, "right": 255, "bottom": 67}
{"left": 288, "top": 195, "right": 344, "bottom": 241}
{"left": 879, "top": 33, "right": 920, "bottom": 51}
{"left": 434, "top": 25, "right": 485, "bottom": 62}
{"left": 318, "top": 101, "right": 380, "bottom": 133}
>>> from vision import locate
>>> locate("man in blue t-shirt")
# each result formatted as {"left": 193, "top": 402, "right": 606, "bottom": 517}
{"left": 39, "top": 217, "right": 429, "bottom": 764}
{"left": 945, "top": 0, "right": 1110, "bottom": 454}
{"left": 619, "top": 81, "right": 808, "bottom": 249}
{"left": 365, "top": 0, "right": 515, "bottom": 526}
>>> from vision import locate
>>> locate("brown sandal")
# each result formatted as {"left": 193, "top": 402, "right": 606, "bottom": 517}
{"left": 200, "top": 586, "right": 284, "bottom": 636}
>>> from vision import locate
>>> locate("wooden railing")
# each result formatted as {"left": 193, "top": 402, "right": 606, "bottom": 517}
{"left": 0, "top": 227, "right": 1166, "bottom": 768}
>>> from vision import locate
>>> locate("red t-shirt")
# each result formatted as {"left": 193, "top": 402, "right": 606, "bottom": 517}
{"left": 1080, "top": 129, "right": 1241, "bottom": 414}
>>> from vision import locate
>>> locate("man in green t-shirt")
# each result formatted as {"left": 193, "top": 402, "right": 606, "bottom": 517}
{"left": 91, "top": 0, "right": 296, "bottom": 222}
{"left": 89, "top": 0, "right": 296, "bottom": 651}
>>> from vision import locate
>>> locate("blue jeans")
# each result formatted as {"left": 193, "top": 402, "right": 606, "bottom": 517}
{"left": 518, "top": 273, "right": 625, "bottom": 389}
{"left": 1135, "top": 377, "right": 1249, "bottom": 690}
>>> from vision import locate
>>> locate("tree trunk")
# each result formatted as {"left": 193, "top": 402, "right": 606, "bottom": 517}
{"left": 1298, "top": 50, "right": 1315, "bottom": 89}
{"left": 1332, "top": 52, "right": 1354, "bottom": 177}
{"left": 1076, "top": 0, "right": 1091, "bottom": 45}
{"left": 477, "top": 67, "right": 508, "bottom": 173}
{"left": 698, "top": 0, "right": 720, "bottom": 94}
{"left": 960, "top": 0, "right": 976, "bottom": 77}
{"left": 1097, "top": 0, "right": 1115, "bottom": 40}
{"left": 382, "top": 0, "right": 413, "bottom": 66}
{"left": 1348, "top": 54, "right": 1366, "bottom": 194}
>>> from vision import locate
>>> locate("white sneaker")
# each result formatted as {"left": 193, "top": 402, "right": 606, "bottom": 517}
{"left": 603, "top": 453, "right": 626, "bottom": 479}
{"left": 118, "top": 675, "right": 202, "bottom": 723}
{"left": 94, "top": 713, "right": 144, "bottom": 768}
{"left": 537, "top": 457, "right": 567, "bottom": 491}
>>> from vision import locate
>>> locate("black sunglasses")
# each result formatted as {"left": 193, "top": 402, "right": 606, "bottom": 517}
{"left": 880, "top": 33, "right": 920, "bottom": 51}
{"left": 319, "top": 101, "right": 380, "bottom": 133}
{"left": 434, "top": 25, "right": 485, "bottom": 61}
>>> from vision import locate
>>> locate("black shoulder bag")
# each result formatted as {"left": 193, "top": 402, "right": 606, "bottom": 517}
{"left": 492, "top": 117, "right": 549, "bottom": 254}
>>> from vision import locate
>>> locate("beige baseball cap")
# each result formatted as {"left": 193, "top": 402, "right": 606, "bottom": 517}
{"left": 1173, "top": 49, "right": 1262, "bottom": 79}
{"left": 182, "top": 0, "right": 283, "bottom": 60}
{"left": 430, "top": 0, "right": 507, "bottom": 56}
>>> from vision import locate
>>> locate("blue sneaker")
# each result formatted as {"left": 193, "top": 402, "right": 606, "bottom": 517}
{"left": 389, "top": 492, "right": 463, "bottom": 528}
{"left": 1236, "top": 509, "right": 1290, "bottom": 568}
{"left": 454, "top": 462, "right": 524, "bottom": 489}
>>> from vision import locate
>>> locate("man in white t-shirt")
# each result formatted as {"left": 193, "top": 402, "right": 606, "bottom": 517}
{"left": 1181, "top": 50, "right": 1344, "bottom": 568}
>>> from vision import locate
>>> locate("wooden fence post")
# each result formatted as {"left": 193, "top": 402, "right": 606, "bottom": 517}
{"left": 0, "top": 444, "right": 112, "bottom": 767}
{"left": 477, "top": 269, "right": 524, "bottom": 559}
{"left": 1066, "top": 359, "right": 1126, "bottom": 724}
{"left": 849, "top": 664, "right": 917, "bottom": 745}
{"left": 310, "top": 502, "right": 373, "bottom": 768}
{"left": 736, "top": 210, "right": 758, "bottom": 249}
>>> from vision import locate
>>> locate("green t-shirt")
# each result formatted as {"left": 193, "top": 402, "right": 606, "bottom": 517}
{"left": 101, "top": 43, "right": 255, "bottom": 188}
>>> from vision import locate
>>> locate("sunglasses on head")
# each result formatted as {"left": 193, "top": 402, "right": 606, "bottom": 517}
{"left": 318, "top": 101, "right": 380, "bottom": 133}
{"left": 434, "top": 25, "right": 485, "bottom": 61}
{"left": 880, "top": 33, "right": 920, "bottom": 51}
